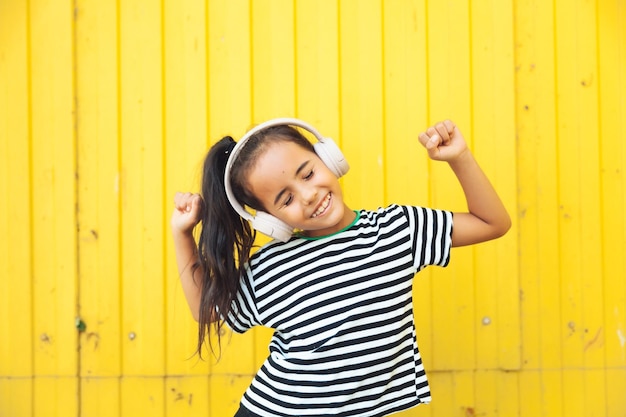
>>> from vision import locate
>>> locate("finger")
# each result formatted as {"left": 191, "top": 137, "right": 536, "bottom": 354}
{"left": 173, "top": 192, "right": 193, "bottom": 211}
{"left": 173, "top": 192, "right": 185, "bottom": 209}
{"left": 417, "top": 132, "right": 431, "bottom": 148}
{"left": 418, "top": 131, "right": 440, "bottom": 150}
{"left": 189, "top": 194, "right": 203, "bottom": 215}
{"left": 443, "top": 119, "right": 456, "bottom": 135}
{"left": 434, "top": 122, "right": 451, "bottom": 143}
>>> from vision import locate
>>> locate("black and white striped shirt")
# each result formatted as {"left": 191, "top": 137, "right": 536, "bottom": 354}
{"left": 227, "top": 205, "right": 453, "bottom": 417}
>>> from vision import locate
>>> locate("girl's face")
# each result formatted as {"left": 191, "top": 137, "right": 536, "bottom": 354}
{"left": 246, "top": 140, "right": 355, "bottom": 238}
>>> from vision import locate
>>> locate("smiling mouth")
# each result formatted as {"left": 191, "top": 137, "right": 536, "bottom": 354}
{"left": 311, "top": 193, "right": 331, "bottom": 218}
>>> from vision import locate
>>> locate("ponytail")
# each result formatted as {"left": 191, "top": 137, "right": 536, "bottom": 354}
{"left": 193, "top": 125, "right": 314, "bottom": 358}
{"left": 193, "top": 136, "right": 256, "bottom": 359}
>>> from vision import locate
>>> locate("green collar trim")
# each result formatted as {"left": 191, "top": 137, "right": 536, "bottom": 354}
{"left": 295, "top": 211, "right": 360, "bottom": 241}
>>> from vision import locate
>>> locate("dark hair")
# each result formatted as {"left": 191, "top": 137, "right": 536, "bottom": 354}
{"left": 193, "top": 125, "right": 315, "bottom": 358}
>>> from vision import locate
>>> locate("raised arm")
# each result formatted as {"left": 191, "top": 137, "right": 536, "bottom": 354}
{"left": 171, "top": 192, "right": 205, "bottom": 321}
{"left": 418, "top": 120, "right": 511, "bottom": 247}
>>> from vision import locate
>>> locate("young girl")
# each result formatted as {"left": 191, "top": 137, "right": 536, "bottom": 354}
{"left": 171, "top": 118, "right": 511, "bottom": 417}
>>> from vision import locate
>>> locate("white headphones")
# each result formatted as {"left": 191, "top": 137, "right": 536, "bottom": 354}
{"left": 223, "top": 118, "right": 349, "bottom": 242}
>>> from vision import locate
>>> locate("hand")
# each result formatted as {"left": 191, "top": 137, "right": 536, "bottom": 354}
{"left": 171, "top": 192, "right": 204, "bottom": 234}
{"left": 418, "top": 120, "right": 469, "bottom": 162}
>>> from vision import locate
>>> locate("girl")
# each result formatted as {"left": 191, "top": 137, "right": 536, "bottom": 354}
{"left": 171, "top": 118, "right": 511, "bottom": 417}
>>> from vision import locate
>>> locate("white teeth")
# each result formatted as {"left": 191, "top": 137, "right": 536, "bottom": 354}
{"left": 311, "top": 193, "right": 331, "bottom": 218}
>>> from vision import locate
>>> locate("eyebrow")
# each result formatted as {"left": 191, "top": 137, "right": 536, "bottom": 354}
{"left": 273, "top": 160, "right": 311, "bottom": 206}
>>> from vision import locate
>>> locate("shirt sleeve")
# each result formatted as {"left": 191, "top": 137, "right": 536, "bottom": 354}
{"left": 402, "top": 205, "right": 453, "bottom": 272}
{"left": 224, "top": 266, "right": 262, "bottom": 334}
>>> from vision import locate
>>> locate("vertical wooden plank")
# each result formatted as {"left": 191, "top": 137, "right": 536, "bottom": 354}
{"left": 0, "top": 4, "right": 34, "bottom": 414}
{"left": 75, "top": 0, "right": 122, "bottom": 393}
{"left": 120, "top": 378, "right": 165, "bottom": 416}
{"left": 424, "top": 372, "right": 455, "bottom": 416}
{"left": 33, "top": 378, "right": 78, "bottom": 417}
{"left": 598, "top": 0, "right": 626, "bottom": 373}
{"left": 163, "top": 0, "right": 211, "bottom": 382}
{"left": 583, "top": 369, "right": 607, "bottom": 417}
{"left": 381, "top": 0, "right": 436, "bottom": 371}
{"left": 338, "top": 0, "right": 384, "bottom": 210}
{"left": 28, "top": 2, "right": 78, "bottom": 416}
{"left": 250, "top": 0, "right": 296, "bottom": 120}
{"left": 473, "top": 371, "right": 497, "bottom": 417}
{"left": 209, "top": 374, "right": 251, "bottom": 417}
{"left": 294, "top": 0, "right": 340, "bottom": 136}
{"left": 382, "top": 0, "right": 429, "bottom": 205}
{"left": 561, "top": 370, "right": 585, "bottom": 417}
{"left": 0, "top": 378, "right": 33, "bottom": 417}
{"left": 518, "top": 370, "right": 541, "bottom": 417}
{"left": 555, "top": 0, "right": 603, "bottom": 372}
{"left": 514, "top": 0, "right": 562, "bottom": 373}
{"left": 454, "top": 372, "right": 475, "bottom": 417}
{"left": 81, "top": 378, "right": 121, "bottom": 416}
{"left": 207, "top": 0, "right": 252, "bottom": 138}
{"left": 519, "top": 370, "right": 564, "bottom": 417}
{"left": 496, "top": 371, "right": 519, "bottom": 416}
{"left": 75, "top": 0, "right": 122, "bottom": 414}
{"left": 606, "top": 369, "right": 626, "bottom": 416}
{"left": 119, "top": 4, "right": 165, "bottom": 416}
{"left": 165, "top": 376, "right": 210, "bottom": 417}
{"left": 470, "top": 0, "right": 520, "bottom": 371}
{"left": 426, "top": 0, "right": 475, "bottom": 372}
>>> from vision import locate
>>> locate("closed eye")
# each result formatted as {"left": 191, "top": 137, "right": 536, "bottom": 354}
{"left": 282, "top": 194, "right": 294, "bottom": 207}
{"left": 303, "top": 169, "right": 314, "bottom": 180}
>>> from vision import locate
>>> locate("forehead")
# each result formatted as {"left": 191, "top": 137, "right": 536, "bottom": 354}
{"left": 246, "top": 141, "right": 315, "bottom": 195}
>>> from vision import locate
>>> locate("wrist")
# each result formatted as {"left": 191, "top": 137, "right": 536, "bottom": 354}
{"left": 447, "top": 148, "right": 474, "bottom": 169}
{"left": 172, "top": 225, "right": 196, "bottom": 240}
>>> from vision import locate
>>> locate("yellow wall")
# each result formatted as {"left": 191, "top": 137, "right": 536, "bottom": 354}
{"left": 1, "top": 0, "right": 625, "bottom": 416}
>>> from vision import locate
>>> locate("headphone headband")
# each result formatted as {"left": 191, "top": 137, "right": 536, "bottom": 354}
{"left": 223, "top": 118, "right": 348, "bottom": 242}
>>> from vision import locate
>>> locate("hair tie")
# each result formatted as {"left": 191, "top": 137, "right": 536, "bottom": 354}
{"left": 224, "top": 139, "right": 237, "bottom": 156}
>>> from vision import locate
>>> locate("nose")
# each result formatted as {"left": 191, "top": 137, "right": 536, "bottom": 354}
{"left": 300, "top": 185, "right": 317, "bottom": 206}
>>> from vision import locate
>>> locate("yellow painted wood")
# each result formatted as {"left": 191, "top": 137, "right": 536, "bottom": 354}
{"left": 294, "top": 0, "right": 340, "bottom": 133}
{"left": 165, "top": 376, "right": 210, "bottom": 417}
{"left": 382, "top": 0, "right": 430, "bottom": 207}
{"left": 598, "top": 0, "right": 626, "bottom": 372}
{"left": 606, "top": 369, "right": 626, "bottom": 416}
{"left": 29, "top": 0, "right": 77, "bottom": 379}
{"left": 0, "top": 0, "right": 33, "bottom": 382}
{"left": 339, "top": 0, "right": 385, "bottom": 210}
{"left": 209, "top": 375, "right": 251, "bottom": 416}
{"left": 519, "top": 370, "right": 564, "bottom": 417}
{"left": 1, "top": 1, "right": 626, "bottom": 416}
{"left": 515, "top": 0, "right": 563, "bottom": 372}
{"left": 120, "top": 377, "right": 165, "bottom": 416}
{"left": 162, "top": 0, "right": 211, "bottom": 378}
{"left": 75, "top": 0, "right": 122, "bottom": 382}
{"left": 470, "top": 0, "right": 519, "bottom": 371}
{"left": 427, "top": 0, "right": 476, "bottom": 372}
{"left": 555, "top": 0, "right": 603, "bottom": 371}
{"left": 426, "top": 372, "right": 455, "bottom": 416}
{"left": 119, "top": 0, "right": 165, "bottom": 377}
{"left": 207, "top": 0, "right": 252, "bottom": 139}
{"left": 81, "top": 378, "right": 121, "bottom": 416}
{"left": 0, "top": 378, "right": 33, "bottom": 417}
{"left": 251, "top": 0, "right": 296, "bottom": 120}
{"left": 34, "top": 377, "right": 79, "bottom": 417}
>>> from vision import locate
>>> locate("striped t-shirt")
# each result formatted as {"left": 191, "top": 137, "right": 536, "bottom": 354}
{"left": 226, "top": 204, "right": 453, "bottom": 417}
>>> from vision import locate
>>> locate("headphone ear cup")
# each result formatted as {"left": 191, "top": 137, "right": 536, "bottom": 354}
{"left": 313, "top": 138, "right": 350, "bottom": 178}
{"left": 252, "top": 210, "right": 294, "bottom": 242}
